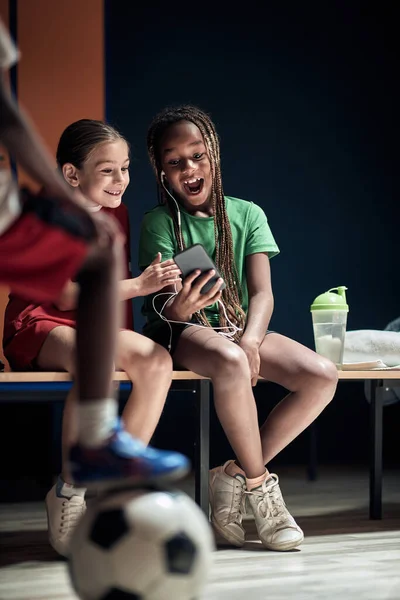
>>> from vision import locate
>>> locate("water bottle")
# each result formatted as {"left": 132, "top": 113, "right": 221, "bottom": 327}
{"left": 310, "top": 286, "right": 349, "bottom": 369}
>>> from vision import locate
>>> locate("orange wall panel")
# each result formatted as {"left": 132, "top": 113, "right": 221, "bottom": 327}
{"left": 1, "top": 1, "right": 104, "bottom": 368}
{"left": 17, "top": 0, "right": 104, "bottom": 187}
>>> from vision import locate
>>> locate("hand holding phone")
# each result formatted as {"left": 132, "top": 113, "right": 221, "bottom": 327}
{"left": 164, "top": 268, "right": 223, "bottom": 323}
{"left": 173, "top": 244, "right": 226, "bottom": 294}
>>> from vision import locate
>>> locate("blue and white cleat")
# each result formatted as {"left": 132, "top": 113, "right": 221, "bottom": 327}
{"left": 68, "top": 419, "right": 190, "bottom": 489}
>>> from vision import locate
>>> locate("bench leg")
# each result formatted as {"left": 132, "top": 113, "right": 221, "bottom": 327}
{"left": 194, "top": 379, "right": 210, "bottom": 519}
{"left": 369, "top": 379, "right": 383, "bottom": 519}
{"left": 307, "top": 422, "right": 318, "bottom": 481}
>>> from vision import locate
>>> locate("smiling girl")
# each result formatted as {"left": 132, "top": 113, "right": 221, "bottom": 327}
{"left": 139, "top": 105, "right": 338, "bottom": 552}
{"left": 3, "top": 119, "right": 183, "bottom": 556}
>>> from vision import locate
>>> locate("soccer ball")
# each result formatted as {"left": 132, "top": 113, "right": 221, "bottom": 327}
{"left": 68, "top": 486, "right": 215, "bottom": 600}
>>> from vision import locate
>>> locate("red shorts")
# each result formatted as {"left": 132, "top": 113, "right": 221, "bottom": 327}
{"left": 0, "top": 190, "right": 94, "bottom": 304}
{"left": 3, "top": 299, "right": 132, "bottom": 371}
{"left": 3, "top": 299, "right": 76, "bottom": 370}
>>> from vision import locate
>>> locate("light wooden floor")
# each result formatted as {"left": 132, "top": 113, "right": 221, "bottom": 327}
{"left": 0, "top": 466, "right": 399, "bottom": 600}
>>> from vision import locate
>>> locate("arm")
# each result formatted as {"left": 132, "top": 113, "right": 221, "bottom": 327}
{"left": 54, "top": 279, "right": 142, "bottom": 311}
{"left": 53, "top": 281, "right": 79, "bottom": 311}
{"left": 240, "top": 252, "right": 274, "bottom": 385}
{"left": 242, "top": 252, "right": 274, "bottom": 345}
{"left": 137, "top": 211, "right": 222, "bottom": 319}
{"left": 0, "top": 75, "right": 81, "bottom": 201}
{"left": 161, "top": 270, "right": 223, "bottom": 322}
{"left": 124, "top": 252, "right": 181, "bottom": 300}
{"left": 53, "top": 253, "right": 181, "bottom": 310}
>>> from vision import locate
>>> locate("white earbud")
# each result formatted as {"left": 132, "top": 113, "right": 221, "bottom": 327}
{"left": 159, "top": 170, "right": 183, "bottom": 248}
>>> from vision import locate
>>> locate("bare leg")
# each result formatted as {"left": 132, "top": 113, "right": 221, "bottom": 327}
{"left": 174, "top": 326, "right": 265, "bottom": 478}
{"left": 38, "top": 326, "right": 174, "bottom": 479}
{"left": 258, "top": 333, "right": 338, "bottom": 465}
{"left": 74, "top": 239, "right": 123, "bottom": 402}
{"left": 36, "top": 326, "right": 76, "bottom": 483}
{"left": 116, "top": 331, "right": 173, "bottom": 444}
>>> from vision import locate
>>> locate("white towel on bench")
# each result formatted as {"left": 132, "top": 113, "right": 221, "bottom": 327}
{"left": 343, "top": 330, "right": 400, "bottom": 367}
{"left": 342, "top": 328, "right": 400, "bottom": 406}
{"left": 342, "top": 360, "right": 400, "bottom": 371}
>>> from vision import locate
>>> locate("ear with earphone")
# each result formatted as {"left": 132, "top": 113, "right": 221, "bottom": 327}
{"left": 159, "top": 170, "right": 182, "bottom": 247}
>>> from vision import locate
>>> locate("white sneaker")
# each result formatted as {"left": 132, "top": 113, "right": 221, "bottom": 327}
{"left": 246, "top": 474, "right": 304, "bottom": 551}
{"left": 242, "top": 493, "right": 255, "bottom": 520}
{"left": 209, "top": 460, "right": 246, "bottom": 547}
{"left": 45, "top": 481, "right": 86, "bottom": 557}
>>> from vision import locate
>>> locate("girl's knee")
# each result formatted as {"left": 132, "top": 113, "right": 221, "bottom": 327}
{"left": 210, "top": 343, "right": 250, "bottom": 378}
{"left": 317, "top": 356, "right": 338, "bottom": 387}
{"left": 120, "top": 343, "right": 172, "bottom": 378}
{"left": 304, "top": 355, "right": 338, "bottom": 393}
{"left": 37, "top": 326, "right": 75, "bottom": 373}
{"left": 151, "top": 345, "right": 173, "bottom": 375}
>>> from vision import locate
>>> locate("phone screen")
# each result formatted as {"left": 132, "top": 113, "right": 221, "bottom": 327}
{"left": 174, "top": 244, "right": 226, "bottom": 294}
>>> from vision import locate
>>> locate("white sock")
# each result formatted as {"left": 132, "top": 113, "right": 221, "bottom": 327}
{"left": 77, "top": 398, "right": 118, "bottom": 448}
{"left": 56, "top": 475, "right": 86, "bottom": 498}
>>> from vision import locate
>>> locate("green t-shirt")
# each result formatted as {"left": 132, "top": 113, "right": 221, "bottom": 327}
{"left": 138, "top": 196, "right": 280, "bottom": 335}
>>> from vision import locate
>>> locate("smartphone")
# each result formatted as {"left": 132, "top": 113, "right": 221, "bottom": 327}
{"left": 173, "top": 244, "right": 226, "bottom": 294}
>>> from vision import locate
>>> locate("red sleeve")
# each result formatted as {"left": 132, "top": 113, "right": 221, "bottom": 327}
{"left": 121, "top": 204, "right": 133, "bottom": 280}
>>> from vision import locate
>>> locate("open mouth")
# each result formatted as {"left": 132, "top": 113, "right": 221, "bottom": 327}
{"left": 104, "top": 190, "right": 122, "bottom": 197}
{"left": 183, "top": 178, "right": 204, "bottom": 196}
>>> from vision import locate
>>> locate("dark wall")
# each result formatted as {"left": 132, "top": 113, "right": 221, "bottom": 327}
{"left": 1, "top": 4, "right": 398, "bottom": 503}
{"left": 105, "top": 2, "right": 397, "bottom": 340}
{"left": 104, "top": 2, "right": 399, "bottom": 468}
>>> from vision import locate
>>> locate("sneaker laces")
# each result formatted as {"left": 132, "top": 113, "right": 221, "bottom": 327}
{"left": 246, "top": 475, "right": 289, "bottom": 526}
{"left": 227, "top": 476, "right": 246, "bottom": 526}
{"left": 59, "top": 496, "right": 86, "bottom": 535}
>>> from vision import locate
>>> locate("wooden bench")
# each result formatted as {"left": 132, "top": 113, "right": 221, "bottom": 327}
{"left": 0, "top": 369, "right": 398, "bottom": 519}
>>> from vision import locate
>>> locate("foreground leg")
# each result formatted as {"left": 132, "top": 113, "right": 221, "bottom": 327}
{"left": 37, "top": 326, "right": 86, "bottom": 557}
{"left": 69, "top": 243, "right": 189, "bottom": 489}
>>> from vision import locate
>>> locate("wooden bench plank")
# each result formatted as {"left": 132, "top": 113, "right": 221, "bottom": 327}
{"left": 0, "top": 370, "right": 399, "bottom": 383}
{"left": 337, "top": 370, "right": 400, "bottom": 380}
{"left": 0, "top": 371, "right": 208, "bottom": 382}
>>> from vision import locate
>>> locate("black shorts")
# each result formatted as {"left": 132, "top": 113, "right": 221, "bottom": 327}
{"left": 144, "top": 322, "right": 275, "bottom": 356}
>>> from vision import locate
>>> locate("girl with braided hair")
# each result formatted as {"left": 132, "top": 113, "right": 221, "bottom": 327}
{"left": 139, "top": 104, "right": 338, "bottom": 551}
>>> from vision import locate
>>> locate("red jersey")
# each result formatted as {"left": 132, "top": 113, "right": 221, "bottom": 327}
{"left": 3, "top": 203, "right": 133, "bottom": 371}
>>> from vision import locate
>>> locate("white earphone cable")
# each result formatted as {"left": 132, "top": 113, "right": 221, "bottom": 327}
{"left": 157, "top": 172, "right": 242, "bottom": 351}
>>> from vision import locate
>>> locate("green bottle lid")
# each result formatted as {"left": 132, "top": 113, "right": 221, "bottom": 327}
{"left": 310, "top": 286, "right": 349, "bottom": 312}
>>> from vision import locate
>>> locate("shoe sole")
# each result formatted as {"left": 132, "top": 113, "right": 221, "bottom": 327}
{"left": 260, "top": 532, "right": 304, "bottom": 551}
{"left": 73, "top": 464, "right": 190, "bottom": 492}
{"left": 210, "top": 513, "right": 245, "bottom": 547}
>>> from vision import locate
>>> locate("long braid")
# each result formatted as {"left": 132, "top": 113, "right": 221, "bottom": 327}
{"left": 147, "top": 105, "right": 246, "bottom": 341}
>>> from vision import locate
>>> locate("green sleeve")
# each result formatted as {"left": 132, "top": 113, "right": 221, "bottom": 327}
{"left": 138, "top": 209, "right": 177, "bottom": 269}
{"left": 245, "top": 202, "right": 280, "bottom": 259}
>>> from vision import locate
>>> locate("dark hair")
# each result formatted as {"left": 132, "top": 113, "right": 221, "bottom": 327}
{"left": 56, "top": 119, "right": 128, "bottom": 169}
{"left": 147, "top": 105, "right": 245, "bottom": 340}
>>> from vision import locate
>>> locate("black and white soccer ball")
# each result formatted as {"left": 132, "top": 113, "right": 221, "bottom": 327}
{"left": 68, "top": 487, "right": 215, "bottom": 600}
